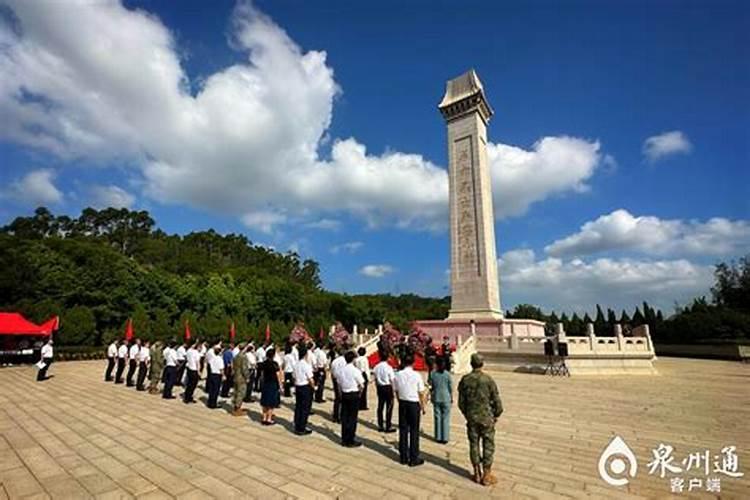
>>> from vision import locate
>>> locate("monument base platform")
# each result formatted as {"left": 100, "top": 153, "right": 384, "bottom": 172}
{"left": 416, "top": 319, "right": 658, "bottom": 376}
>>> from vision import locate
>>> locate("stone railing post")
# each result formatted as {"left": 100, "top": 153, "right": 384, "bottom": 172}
{"left": 377, "top": 324, "right": 383, "bottom": 335}
{"left": 587, "top": 323, "right": 596, "bottom": 352}
{"left": 556, "top": 322, "right": 566, "bottom": 341}
{"left": 614, "top": 323, "right": 624, "bottom": 351}
{"left": 510, "top": 329, "right": 519, "bottom": 350}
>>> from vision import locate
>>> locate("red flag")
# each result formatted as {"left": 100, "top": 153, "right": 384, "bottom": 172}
{"left": 265, "top": 322, "right": 271, "bottom": 343}
{"left": 230, "top": 321, "right": 236, "bottom": 342}
{"left": 125, "top": 318, "right": 134, "bottom": 341}
{"left": 319, "top": 326, "right": 325, "bottom": 341}
{"left": 184, "top": 320, "right": 191, "bottom": 341}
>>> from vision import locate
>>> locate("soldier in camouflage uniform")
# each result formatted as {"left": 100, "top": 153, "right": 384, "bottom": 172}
{"left": 458, "top": 353, "right": 503, "bottom": 485}
{"left": 232, "top": 343, "right": 250, "bottom": 416}
{"left": 148, "top": 341, "right": 164, "bottom": 394}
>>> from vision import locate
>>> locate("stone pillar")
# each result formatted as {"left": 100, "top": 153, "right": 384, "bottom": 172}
{"left": 556, "top": 322, "right": 566, "bottom": 341}
{"left": 377, "top": 324, "right": 383, "bottom": 335}
{"left": 510, "top": 330, "right": 519, "bottom": 350}
{"left": 614, "top": 323, "right": 622, "bottom": 336}
{"left": 588, "top": 323, "right": 596, "bottom": 352}
{"left": 439, "top": 70, "right": 502, "bottom": 320}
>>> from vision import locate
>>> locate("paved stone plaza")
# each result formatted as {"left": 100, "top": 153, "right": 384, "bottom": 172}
{"left": 0, "top": 358, "right": 748, "bottom": 499}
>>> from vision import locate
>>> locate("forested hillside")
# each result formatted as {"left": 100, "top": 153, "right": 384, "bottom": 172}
{"left": 1, "top": 207, "right": 747, "bottom": 346}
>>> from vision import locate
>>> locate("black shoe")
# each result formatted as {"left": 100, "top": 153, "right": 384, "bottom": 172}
{"left": 349, "top": 441, "right": 363, "bottom": 448}
{"left": 400, "top": 458, "right": 409, "bottom": 465}
{"left": 384, "top": 428, "right": 397, "bottom": 434}
{"left": 162, "top": 395, "right": 175, "bottom": 399}
{"left": 409, "top": 458, "right": 425, "bottom": 467}
{"left": 295, "top": 429, "right": 313, "bottom": 436}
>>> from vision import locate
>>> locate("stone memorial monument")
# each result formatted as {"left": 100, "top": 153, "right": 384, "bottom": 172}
{"left": 438, "top": 69, "right": 503, "bottom": 320}
{"left": 414, "top": 70, "right": 657, "bottom": 374}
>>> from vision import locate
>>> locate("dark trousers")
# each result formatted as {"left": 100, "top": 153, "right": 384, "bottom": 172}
{"left": 332, "top": 378, "right": 341, "bottom": 422}
{"left": 136, "top": 362, "right": 148, "bottom": 390}
{"left": 399, "top": 400, "right": 421, "bottom": 464}
{"left": 162, "top": 366, "right": 176, "bottom": 398}
{"left": 220, "top": 367, "right": 233, "bottom": 397}
{"left": 283, "top": 372, "right": 294, "bottom": 397}
{"left": 175, "top": 361, "right": 186, "bottom": 386}
{"left": 340, "top": 392, "right": 360, "bottom": 445}
{"left": 36, "top": 357, "right": 53, "bottom": 381}
{"left": 126, "top": 359, "right": 137, "bottom": 386}
{"left": 314, "top": 369, "right": 326, "bottom": 402}
{"left": 206, "top": 373, "right": 222, "bottom": 408}
{"left": 245, "top": 369, "right": 256, "bottom": 401}
{"left": 294, "top": 385, "right": 313, "bottom": 432}
{"left": 115, "top": 358, "right": 126, "bottom": 383}
{"left": 376, "top": 384, "right": 395, "bottom": 430}
{"left": 105, "top": 357, "right": 115, "bottom": 381}
{"left": 254, "top": 366, "right": 262, "bottom": 391}
{"left": 184, "top": 369, "right": 199, "bottom": 403}
{"left": 359, "top": 374, "right": 369, "bottom": 410}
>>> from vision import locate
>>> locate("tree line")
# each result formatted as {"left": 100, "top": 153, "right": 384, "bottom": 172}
{"left": 1, "top": 207, "right": 747, "bottom": 347}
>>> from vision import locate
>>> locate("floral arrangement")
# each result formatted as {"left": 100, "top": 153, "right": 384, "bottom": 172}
{"left": 289, "top": 323, "right": 311, "bottom": 344}
{"left": 406, "top": 322, "right": 433, "bottom": 356}
{"left": 331, "top": 322, "right": 351, "bottom": 350}
{"left": 379, "top": 321, "right": 403, "bottom": 354}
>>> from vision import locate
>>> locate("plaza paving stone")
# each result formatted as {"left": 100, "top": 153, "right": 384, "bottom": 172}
{"left": 0, "top": 358, "right": 748, "bottom": 499}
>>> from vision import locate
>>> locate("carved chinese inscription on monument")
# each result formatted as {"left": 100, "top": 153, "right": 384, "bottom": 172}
{"left": 454, "top": 136, "right": 481, "bottom": 278}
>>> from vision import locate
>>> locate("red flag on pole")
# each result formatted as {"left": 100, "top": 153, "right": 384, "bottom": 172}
{"left": 265, "top": 322, "right": 271, "bottom": 343}
{"left": 184, "top": 320, "right": 191, "bottom": 341}
{"left": 230, "top": 321, "right": 236, "bottom": 342}
{"left": 125, "top": 318, "right": 134, "bottom": 341}
{"left": 319, "top": 326, "right": 325, "bottom": 341}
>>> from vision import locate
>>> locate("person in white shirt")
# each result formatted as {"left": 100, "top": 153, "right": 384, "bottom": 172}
{"left": 329, "top": 349, "right": 347, "bottom": 423}
{"left": 282, "top": 344, "right": 296, "bottom": 397}
{"left": 373, "top": 350, "right": 397, "bottom": 433}
{"left": 36, "top": 339, "right": 54, "bottom": 381}
{"left": 336, "top": 351, "right": 365, "bottom": 447}
{"left": 244, "top": 344, "right": 257, "bottom": 402}
{"left": 206, "top": 342, "right": 224, "bottom": 409}
{"left": 136, "top": 340, "right": 151, "bottom": 391}
{"left": 162, "top": 341, "right": 178, "bottom": 399}
{"left": 393, "top": 352, "right": 427, "bottom": 466}
{"left": 313, "top": 342, "right": 328, "bottom": 403}
{"left": 183, "top": 340, "right": 201, "bottom": 404}
{"left": 175, "top": 342, "right": 187, "bottom": 387}
{"left": 105, "top": 340, "right": 118, "bottom": 382}
{"left": 126, "top": 339, "right": 140, "bottom": 387}
{"left": 115, "top": 340, "right": 129, "bottom": 384}
{"left": 232, "top": 344, "right": 241, "bottom": 357}
{"left": 292, "top": 343, "right": 315, "bottom": 435}
{"left": 355, "top": 347, "right": 371, "bottom": 410}
{"left": 198, "top": 341, "right": 207, "bottom": 376}
{"left": 254, "top": 343, "right": 266, "bottom": 392}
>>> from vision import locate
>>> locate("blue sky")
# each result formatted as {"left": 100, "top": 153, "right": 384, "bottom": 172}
{"left": 0, "top": 0, "right": 748, "bottom": 314}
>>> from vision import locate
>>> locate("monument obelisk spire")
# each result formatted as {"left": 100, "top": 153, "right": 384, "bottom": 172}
{"left": 439, "top": 69, "right": 502, "bottom": 320}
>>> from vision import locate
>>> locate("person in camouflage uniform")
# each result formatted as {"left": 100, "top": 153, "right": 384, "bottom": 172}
{"left": 232, "top": 343, "right": 250, "bottom": 416}
{"left": 458, "top": 353, "right": 503, "bottom": 485}
{"left": 148, "top": 341, "right": 164, "bottom": 394}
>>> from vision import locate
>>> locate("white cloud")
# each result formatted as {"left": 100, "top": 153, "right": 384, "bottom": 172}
{"left": 499, "top": 249, "right": 714, "bottom": 313}
{"left": 6, "top": 169, "right": 63, "bottom": 205}
{"left": 304, "top": 218, "right": 340, "bottom": 231}
{"left": 330, "top": 241, "right": 363, "bottom": 254}
{"left": 240, "top": 209, "right": 286, "bottom": 234}
{"left": 488, "top": 136, "right": 602, "bottom": 218}
{"left": 88, "top": 184, "right": 135, "bottom": 209}
{"left": 545, "top": 209, "right": 750, "bottom": 257}
{"left": 0, "top": 1, "right": 605, "bottom": 231}
{"left": 643, "top": 131, "right": 692, "bottom": 163}
{"left": 359, "top": 264, "right": 395, "bottom": 278}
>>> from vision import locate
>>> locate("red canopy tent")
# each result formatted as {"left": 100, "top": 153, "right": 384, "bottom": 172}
{"left": 0, "top": 313, "right": 58, "bottom": 362}
{"left": 0, "top": 313, "right": 57, "bottom": 336}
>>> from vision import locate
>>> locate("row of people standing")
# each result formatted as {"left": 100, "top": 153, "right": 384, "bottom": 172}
{"left": 104, "top": 336, "right": 503, "bottom": 485}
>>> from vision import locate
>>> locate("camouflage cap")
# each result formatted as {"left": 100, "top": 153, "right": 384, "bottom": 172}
{"left": 470, "top": 353, "right": 484, "bottom": 369}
